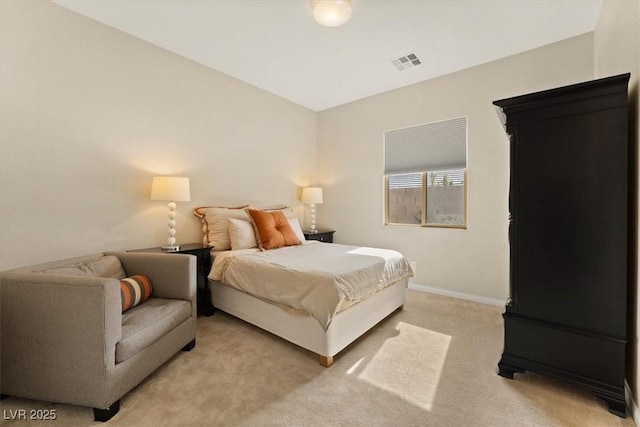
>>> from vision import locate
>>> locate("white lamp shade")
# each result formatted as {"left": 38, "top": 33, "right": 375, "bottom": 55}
{"left": 150, "top": 176, "right": 191, "bottom": 202}
{"left": 301, "top": 187, "right": 323, "bottom": 204}
{"left": 311, "top": 0, "right": 352, "bottom": 27}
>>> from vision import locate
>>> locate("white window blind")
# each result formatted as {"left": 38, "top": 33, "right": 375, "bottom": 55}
{"left": 388, "top": 172, "right": 422, "bottom": 189}
{"left": 384, "top": 117, "right": 467, "bottom": 174}
{"left": 388, "top": 170, "right": 465, "bottom": 189}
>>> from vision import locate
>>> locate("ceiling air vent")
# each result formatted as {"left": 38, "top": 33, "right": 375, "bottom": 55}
{"left": 391, "top": 53, "right": 422, "bottom": 71}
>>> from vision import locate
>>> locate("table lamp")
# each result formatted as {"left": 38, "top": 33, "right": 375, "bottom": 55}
{"left": 150, "top": 176, "right": 191, "bottom": 251}
{"left": 301, "top": 187, "right": 323, "bottom": 233}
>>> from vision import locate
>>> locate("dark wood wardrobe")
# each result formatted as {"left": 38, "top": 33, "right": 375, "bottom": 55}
{"left": 494, "top": 73, "right": 631, "bottom": 417}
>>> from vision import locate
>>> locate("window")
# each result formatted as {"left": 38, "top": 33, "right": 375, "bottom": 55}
{"left": 384, "top": 117, "right": 467, "bottom": 228}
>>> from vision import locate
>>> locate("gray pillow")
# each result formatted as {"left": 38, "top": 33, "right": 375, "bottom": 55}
{"left": 40, "top": 255, "right": 126, "bottom": 279}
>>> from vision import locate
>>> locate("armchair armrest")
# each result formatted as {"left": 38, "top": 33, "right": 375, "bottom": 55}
{"left": 107, "top": 252, "right": 196, "bottom": 302}
{"left": 0, "top": 272, "right": 121, "bottom": 405}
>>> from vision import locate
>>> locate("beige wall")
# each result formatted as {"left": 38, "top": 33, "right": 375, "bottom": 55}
{"left": 0, "top": 0, "right": 317, "bottom": 269}
{"left": 594, "top": 0, "right": 640, "bottom": 409}
{"left": 317, "top": 34, "right": 594, "bottom": 303}
{"left": 3, "top": 0, "right": 638, "bottom": 414}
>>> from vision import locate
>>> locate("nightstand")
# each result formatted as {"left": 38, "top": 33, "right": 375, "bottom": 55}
{"left": 128, "top": 243, "right": 215, "bottom": 316}
{"left": 303, "top": 230, "right": 335, "bottom": 243}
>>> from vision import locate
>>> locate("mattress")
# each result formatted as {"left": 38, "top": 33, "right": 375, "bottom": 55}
{"left": 209, "top": 241, "right": 414, "bottom": 330}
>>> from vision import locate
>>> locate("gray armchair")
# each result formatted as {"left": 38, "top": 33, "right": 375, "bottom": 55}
{"left": 0, "top": 251, "right": 197, "bottom": 422}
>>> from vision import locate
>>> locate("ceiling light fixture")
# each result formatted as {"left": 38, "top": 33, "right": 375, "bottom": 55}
{"left": 311, "top": 0, "right": 352, "bottom": 27}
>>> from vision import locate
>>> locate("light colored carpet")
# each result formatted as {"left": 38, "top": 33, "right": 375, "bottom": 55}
{"left": 0, "top": 290, "right": 635, "bottom": 427}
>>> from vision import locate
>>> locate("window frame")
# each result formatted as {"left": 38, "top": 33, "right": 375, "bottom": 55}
{"left": 384, "top": 169, "right": 467, "bottom": 229}
{"left": 383, "top": 116, "right": 468, "bottom": 230}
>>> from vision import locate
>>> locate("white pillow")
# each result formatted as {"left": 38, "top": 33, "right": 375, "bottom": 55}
{"left": 228, "top": 218, "right": 258, "bottom": 250}
{"left": 287, "top": 217, "right": 306, "bottom": 243}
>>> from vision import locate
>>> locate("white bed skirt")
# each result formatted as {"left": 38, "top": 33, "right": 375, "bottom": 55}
{"left": 210, "top": 279, "right": 408, "bottom": 359}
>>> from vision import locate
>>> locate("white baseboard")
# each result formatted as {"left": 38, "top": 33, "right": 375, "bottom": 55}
{"left": 408, "top": 282, "right": 505, "bottom": 307}
{"left": 625, "top": 380, "right": 639, "bottom": 424}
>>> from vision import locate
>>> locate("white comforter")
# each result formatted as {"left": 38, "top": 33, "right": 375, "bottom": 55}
{"left": 209, "top": 241, "right": 414, "bottom": 330}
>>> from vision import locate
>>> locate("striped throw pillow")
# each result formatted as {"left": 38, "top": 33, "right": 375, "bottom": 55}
{"left": 120, "top": 275, "right": 152, "bottom": 312}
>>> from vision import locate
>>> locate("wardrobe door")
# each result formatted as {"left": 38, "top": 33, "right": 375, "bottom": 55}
{"left": 516, "top": 108, "right": 627, "bottom": 337}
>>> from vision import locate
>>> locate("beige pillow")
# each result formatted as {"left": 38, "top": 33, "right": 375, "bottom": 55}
{"left": 194, "top": 205, "right": 250, "bottom": 250}
{"left": 228, "top": 218, "right": 258, "bottom": 250}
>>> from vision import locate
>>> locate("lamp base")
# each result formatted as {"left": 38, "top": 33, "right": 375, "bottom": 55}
{"left": 161, "top": 245, "right": 181, "bottom": 252}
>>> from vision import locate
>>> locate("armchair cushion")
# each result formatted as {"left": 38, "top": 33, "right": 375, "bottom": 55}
{"left": 116, "top": 298, "right": 192, "bottom": 363}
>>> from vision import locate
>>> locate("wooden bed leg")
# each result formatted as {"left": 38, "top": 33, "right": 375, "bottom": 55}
{"left": 319, "top": 355, "right": 334, "bottom": 367}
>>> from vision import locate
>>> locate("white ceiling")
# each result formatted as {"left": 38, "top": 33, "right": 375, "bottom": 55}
{"left": 53, "top": 0, "right": 603, "bottom": 112}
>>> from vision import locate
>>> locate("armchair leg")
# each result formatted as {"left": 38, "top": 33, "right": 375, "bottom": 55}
{"left": 94, "top": 400, "right": 120, "bottom": 422}
{"left": 181, "top": 339, "right": 196, "bottom": 351}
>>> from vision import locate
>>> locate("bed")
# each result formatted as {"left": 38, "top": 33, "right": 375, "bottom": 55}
{"left": 195, "top": 205, "right": 414, "bottom": 366}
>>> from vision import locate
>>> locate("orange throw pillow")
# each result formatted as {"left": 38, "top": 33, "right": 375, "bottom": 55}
{"left": 247, "top": 209, "right": 301, "bottom": 250}
{"left": 120, "top": 275, "right": 152, "bottom": 312}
